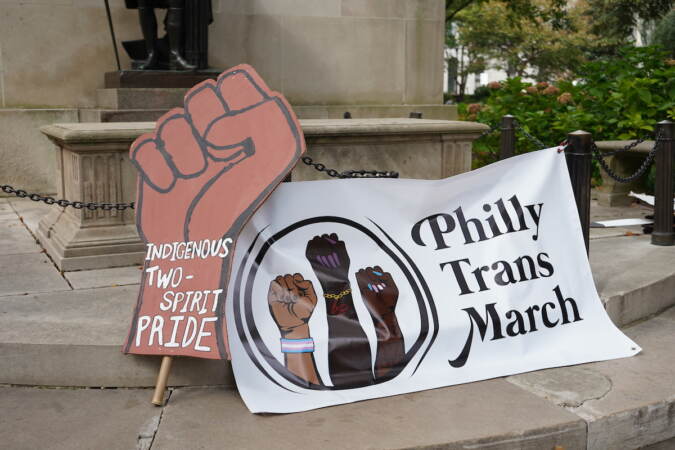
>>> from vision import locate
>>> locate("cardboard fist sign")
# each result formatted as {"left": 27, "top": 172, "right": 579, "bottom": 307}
{"left": 124, "top": 65, "right": 305, "bottom": 359}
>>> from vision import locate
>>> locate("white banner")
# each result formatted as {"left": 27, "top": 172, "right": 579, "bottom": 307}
{"left": 226, "top": 148, "right": 640, "bottom": 413}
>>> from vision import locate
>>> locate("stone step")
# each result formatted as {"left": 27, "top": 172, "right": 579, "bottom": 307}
{"left": 0, "top": 284, "right": 231, "bottom": 388}
{"left": 589, "top": 235, "right": 675, "bottom": 326}
{"left": 2, "top": 309, "right": 674, "bottom": 450}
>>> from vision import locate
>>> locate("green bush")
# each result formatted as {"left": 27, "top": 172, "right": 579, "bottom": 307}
{"left": 463, "top": 46, "right": 675, "bottom": 172}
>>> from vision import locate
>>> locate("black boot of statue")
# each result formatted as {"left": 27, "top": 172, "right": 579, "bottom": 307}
{"left": 137, "top": 6, "right": 160, "bottom": 70}
{"left": 167, "top": 5, "right": 196, "bottom": 71}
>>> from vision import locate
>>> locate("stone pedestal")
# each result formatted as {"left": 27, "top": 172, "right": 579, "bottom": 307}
{"left": 38, "top": 119, "right": 487, "bottom": 270}
{"left": 37, "top": 123, "right": 151, "bottom": 271}
{"left": 594, "top": 140, "right": 654, "bottom": 206}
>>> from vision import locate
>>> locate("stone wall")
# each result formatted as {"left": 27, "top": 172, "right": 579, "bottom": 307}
{"left": 0, "top": 0, "right": 444, "bottom": 108}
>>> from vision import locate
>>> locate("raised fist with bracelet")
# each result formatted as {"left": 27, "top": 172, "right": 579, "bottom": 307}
{"left": 306, "top": 233, "right": 374, "bottom": 388}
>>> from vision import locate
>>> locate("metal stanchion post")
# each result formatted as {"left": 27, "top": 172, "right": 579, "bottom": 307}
{"left": 499, "top": 115, "right": 516, "bottom": 160}
{"left": 565, "top": 130, "right": 593, "bottom": 255}
{"left": 652, "top": 120, "right": 674, "bottom": 246}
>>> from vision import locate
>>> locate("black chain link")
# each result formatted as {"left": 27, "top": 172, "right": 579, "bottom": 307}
{"left": 593, "top": 137, "right": 648, "bottom": 157}
{"left": 1, "top": 185, "right": 134, "bottom": 211}
{"left": 300, "top": 156, "right": 399, "bottom": 179}
{"left": 514, "top": 122, "right": 547, "bottom": 149}
{"left": 591, "top": 131, "right": 663, "bottom": 184}
{"left": 1, "top": 157, "right": 398, "bottom": 210}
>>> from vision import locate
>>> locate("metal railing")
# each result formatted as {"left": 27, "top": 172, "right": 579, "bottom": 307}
{"left": 478, "top": 116, "right": 674, "bottom": 250}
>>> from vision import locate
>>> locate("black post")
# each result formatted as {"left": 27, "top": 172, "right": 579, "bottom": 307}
{"left": 652, "top": 120, "right": 674, "bottom": 246}
{"left": 499, "top": 114, "right": 516, "bottom": 160}
{"left": 565, "top": 130, "right": 593, "bottom": 254}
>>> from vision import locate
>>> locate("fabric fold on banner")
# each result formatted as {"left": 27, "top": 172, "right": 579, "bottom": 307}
{"left": 226, "top": 147, "right": 640, "bottom": 414}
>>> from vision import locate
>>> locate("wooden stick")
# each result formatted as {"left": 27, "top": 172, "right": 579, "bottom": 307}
{"left": 151, "top": 356, "right": 173, "bottom": 406}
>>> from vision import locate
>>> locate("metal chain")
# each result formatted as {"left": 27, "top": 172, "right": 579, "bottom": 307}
{"left": 300, "top": 156, "right": 399, "bottom": 179}
{"left": 1, "top": 185, "right": 134, "bottom": 211}
{"left": 514, "top": 122, "right": 547, "bottom": 149}
{"left": 591, "top": 130, "right": 663, "bottom": 184}
{"left": 1, "top": 157, "right": 398, "bottom": 210}
{"left": 593, "top": 137, "right": 648, "bottom": 157}
{"left": 475, "top": 125, "right": 500, "bottom": 139}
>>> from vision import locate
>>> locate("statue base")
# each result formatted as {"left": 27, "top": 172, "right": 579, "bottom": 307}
{"left": 104, "top": 69, "right": 222, "bottom": 89}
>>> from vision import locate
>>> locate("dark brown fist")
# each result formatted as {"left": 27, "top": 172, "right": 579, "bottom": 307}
{"left": 306, "top": 233, "right": 350, "bottom": 286}
{"left": 356, "top": 266, "right": 399, "bottom": 318}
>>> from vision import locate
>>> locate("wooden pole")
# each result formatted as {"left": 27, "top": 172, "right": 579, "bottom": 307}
{"left": 151, "top": 356, "right": 173, "bottom": 406}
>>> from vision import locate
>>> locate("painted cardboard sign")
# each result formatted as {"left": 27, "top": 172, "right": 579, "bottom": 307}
{"left": 124, "top": 65, "right": 305, "bottom": 359}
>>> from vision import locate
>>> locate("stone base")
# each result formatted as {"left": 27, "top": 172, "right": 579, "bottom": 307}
{"left": 37, "top": 209, "right": 144, "bottom": 271}
{"left": 104, "top": 69, "right": 222, "bottom": 89}
{"left": 595, "top": 189, "right": 635, "bottom": 207}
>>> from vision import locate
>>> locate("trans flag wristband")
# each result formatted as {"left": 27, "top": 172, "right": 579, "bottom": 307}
{"left": 280, "top": 338, "right": 315, "bottom": 353}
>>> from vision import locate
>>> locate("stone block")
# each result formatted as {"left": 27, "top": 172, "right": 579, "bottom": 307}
{"left": 507, "top": 315, "right": 675, "bottom": 450}
{"left": 0, "top": 215, "right": 41, "bottom": 256}
{"left": 0, "top": 2, "right": 137, "bottom": 108}
{"left": 0, "top": 253, "right": 69, "bottom": 296}
{"left": 590, "top": 235, "right": 675, "bottom": 326}
{"left": 0, "top": 109, "right": 78, "bottom": 195}
{"left": 64, "top": 266, "right": 142, "bottom": 290}
{"left": 292, "top": 103, "right": 458, "bottom": 120}
{"left": 252, "top": 0, "right": 342, "bottom": 17}
{"left": 153, "top": 380, "right": 586, "bottom": 450}
{"left": 0, "top": 387, "right": 159, "bottom": 450}
{"left": 96, "top": 88, "right": 188, "bottom": 110}
{"left": 281, "top": 16, "right": 406, "bottom": 105}
{"left": 594, "top": 141, "right": 654, "bottom": 207}
{"left": 573, "top": 318, "right": 675, "bottom": 449}
{"left": 405, "top": 17, "right": 444, "bottom": 104}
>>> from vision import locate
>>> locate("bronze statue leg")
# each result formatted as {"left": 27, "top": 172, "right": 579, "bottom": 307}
{"left": 137, "top": 0, "right": 160, "bottom": 70}
{"left": 167, "top": 0, "right": 196, "bottom": 71}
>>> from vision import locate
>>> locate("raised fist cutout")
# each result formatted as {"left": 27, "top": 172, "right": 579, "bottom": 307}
{"left": 268, "top": 274, "right": 318, "bottom": 339}
{"left": 306, "top": 233, "right": 350, "bottom": 286}
{"left": 131, "top": 65, "right": 304, "bottom": 244}
{"left": 125, "top": 65, "right": 304, "bottom": 359}
{"left": 355, "top": 266, "right": 400, "bottom": 318}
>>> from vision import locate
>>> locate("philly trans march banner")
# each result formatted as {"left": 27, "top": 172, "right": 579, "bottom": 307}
{"left": 226, "top": 147, "right": 641, "bottom": 413}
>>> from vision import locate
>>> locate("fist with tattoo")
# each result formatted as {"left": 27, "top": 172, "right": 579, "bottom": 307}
{"left": 268, "top": 274, "right": 318, "bottom": 339}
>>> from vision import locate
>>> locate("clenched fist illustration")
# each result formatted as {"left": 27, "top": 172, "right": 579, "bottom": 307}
{"left": 268, "top": 274, "right": 318, "bottom": 339}
{"left": 124, "top": 65, "right": 305, "bottom": 360}
{"left": 355, "top": 266, "right": 399, "bottom": 318}
{"left": 306, "top": 233, "right": 351, "bottom": 286}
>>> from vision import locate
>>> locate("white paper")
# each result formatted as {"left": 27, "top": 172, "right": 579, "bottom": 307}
{"left": 590, "top": 218, "right": 652, "bottom": 228}
{"left": 227, "top": 148, "right": 641, "bottom": 413}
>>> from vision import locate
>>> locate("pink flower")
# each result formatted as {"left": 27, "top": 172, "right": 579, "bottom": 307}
{"left": 525, "top": 86, "right": 539, "bottom": 94}
{"left": 467, "top": 103, "right": 482, "bottom": 114}
{"left": 488, "top": 81, "right": 502, "bottom": 89}
{"left": 543, "top": 86, "right": 561, "bottom": 95}
{"left": 537, "top": 81, "right": 549, "bottom": 89}
{"left": 557, "top": 92, "right": 573, "bottom": 104}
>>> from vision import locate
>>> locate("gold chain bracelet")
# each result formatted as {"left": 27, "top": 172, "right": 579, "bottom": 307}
{"left": 324, "top": 289, "right": 351, "bottom": 300}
